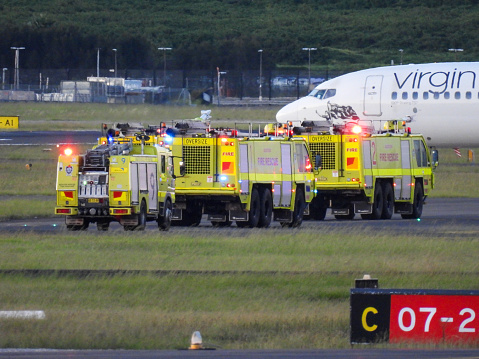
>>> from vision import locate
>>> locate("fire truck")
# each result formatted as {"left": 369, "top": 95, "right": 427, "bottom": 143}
{"left": 290, "top": 120, "right": 438, "bottom": 220}
{"left": 166, "top": 121, "right": 317, "bottom": 228}
{"left": 55, "top": 123, "right": 175, "bottom": 231}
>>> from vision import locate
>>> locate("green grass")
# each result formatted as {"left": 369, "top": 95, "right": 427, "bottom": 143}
{"left": 0, "top": 228, "right": 477, "bottom": 273}
{"left": 0, "top": 228, "right": 477, "bottom": 349}
{"left": 0, "top": 105, "right": 478, "bottom": 349}
{"left": 1, "top": 102, "right": 281, "bottom": 131}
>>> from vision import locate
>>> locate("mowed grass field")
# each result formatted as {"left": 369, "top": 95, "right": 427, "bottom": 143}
{"left": 0, "top": 103, "right": 478, "bottom": 349}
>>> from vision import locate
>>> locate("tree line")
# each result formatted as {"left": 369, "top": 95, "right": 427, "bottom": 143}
{"left": 0, "top": 0, "right": 477, "bottom": 72}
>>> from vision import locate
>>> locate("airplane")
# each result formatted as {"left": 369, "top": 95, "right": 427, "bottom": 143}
{"left": 276, "top": 62, "right": 479, "bottom": 148}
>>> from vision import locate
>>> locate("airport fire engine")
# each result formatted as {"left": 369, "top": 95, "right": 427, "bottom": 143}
{"left": 166, "top": 121, "right": 317, "bottom": 228}
{"left": 55, "top": 123, "right": 175, "bottom": 231}
{"left": 290, "top": 120, "right": 438, "bottom": 220}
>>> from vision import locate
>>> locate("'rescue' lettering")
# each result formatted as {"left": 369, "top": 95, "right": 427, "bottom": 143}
{"left": 257, "top": 157, "right": 279, "bottom": 166}
{"left": 184, "top": 138, "right": 210, "bottom": 145}
{"left": 379, "top": 153, "right": 399, "bottom": 162}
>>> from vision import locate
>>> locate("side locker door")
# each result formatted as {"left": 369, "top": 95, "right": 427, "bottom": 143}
{"left": 239, "top": 143, "right": 250, "bottom": 200}
{"left": 362, "top": 139, "right": 373, "bottom": 190}
{"left": 147, "top": 163, "right": 158, "bottom": 211}
{"left": 130, "top": 162, "right": 139, "bottom": 205}
{"left": 364, "top": 75, "right": 383, "bottom": 116}
{"left": 281, "top": 143, "right": 292, "bottom": 207}
{"left": 400, "top": 140, "right": 412, "bottom": 200}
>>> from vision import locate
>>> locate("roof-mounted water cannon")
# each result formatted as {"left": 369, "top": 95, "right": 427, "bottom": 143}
{"left": 333, "top": 121, "right": 374, "bottom": 136}
{"left": 383, "top": 117, "right": 412, "bottom": 134}
{"left": 135, "top": 133, "right": 151, "bottom": 155}
{"left": 264, "top": 123, "right": 290, "bottom": 137}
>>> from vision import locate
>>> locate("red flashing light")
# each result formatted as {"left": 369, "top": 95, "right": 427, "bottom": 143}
{"left": 64, "top": 148, "right": 73, "bottom": 156}
{"left": 305, "top": 157, "right": 312, "bottom": 171}
{"left": 352, "top": 125, "right": 362, "bottom": 134}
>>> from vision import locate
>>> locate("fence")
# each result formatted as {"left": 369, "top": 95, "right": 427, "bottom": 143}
{"left": 0, "top": 68, "right": 346, "bottom": 104}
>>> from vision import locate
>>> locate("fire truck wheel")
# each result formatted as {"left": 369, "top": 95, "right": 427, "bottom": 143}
{"left": 125, "top": 201, "right": 147, "bottom": 231}
{"left": 247, "top": 188, "right": 260, "bottom": 228}
{"left": 307, "top": 196, "right": 327, "bottom": 221}
{"left": 136, "top": 200, "right": 147, "bottom": 230}
{"left": 361, "top": 184, "right": 383, "bottom": 220}
{"left": 290, "top": 187, "right": 305, "bottom": 228}
{"left": 158, "top": 199, "right": 172, "bottom": 231}
{"left": 401, "top": 182, "right": 424, "bottom": 219}
{"left": 258, "top": 188, "right": 273, "bottom": 228}
{"left": 96, "top": 221, "right": 110, "bottom": 231}
{"left": 381, "top": 182, "right": 394, "bottom": 219}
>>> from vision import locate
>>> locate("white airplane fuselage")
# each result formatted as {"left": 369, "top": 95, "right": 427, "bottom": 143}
{"left": 276, "top": 62, "right": 479, "bottom": 148}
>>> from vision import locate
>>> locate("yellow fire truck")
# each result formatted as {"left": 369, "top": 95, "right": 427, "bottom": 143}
{"left": 166, "top": 121, "right": 317, "bottom": 228}
{"left": 55, "top": 123, "right": 175, "bottom": 231}
{"left": 291, "top": 120, "right": 438, "bottom": 220}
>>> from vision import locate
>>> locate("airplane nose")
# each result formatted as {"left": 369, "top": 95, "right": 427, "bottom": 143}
{"left": 276, "top": 101, "right": 300, "bottom": 124}
{"left": 276, "top": 96, "right": 323, "bottom": 125}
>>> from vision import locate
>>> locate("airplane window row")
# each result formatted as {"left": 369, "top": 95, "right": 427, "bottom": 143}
{"left": 391, "top": 91, "right": 474, "bottom": 100}
{"left": 309, "top": 89, "right": 336, "bottom": 99}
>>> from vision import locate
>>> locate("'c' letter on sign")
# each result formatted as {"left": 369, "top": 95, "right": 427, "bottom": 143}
{"left": 362, "top": 307, "right": 378, "bottom": 332}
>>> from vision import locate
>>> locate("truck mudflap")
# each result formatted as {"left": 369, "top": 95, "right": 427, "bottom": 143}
{"left": 394, "top": 202, "right": 414, "bottom": 214}
{"left": 354, "top": 202, "right": 372, "bottom": 214}
{"left": 119, "top": 216, "right": 139, "bottom": 226}
{"left": 274, "top": 209, "right": 293, "bottom": 222}
{"left": 65, "top": 216, "right": 85, "bottom": 225}
{"left": 332, "top": 208, "right": 350, "bottom": 216}
{"left": 229, "top": 209, "right": 248, "bottom": 221}
{"left": 208, "top": 214, "right": 227, "bottom": 221}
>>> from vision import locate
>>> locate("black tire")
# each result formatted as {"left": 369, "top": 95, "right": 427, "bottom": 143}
{"left": 401, "top": 182, "right": 424, "bottom": 219}
{"left": 125, "top": 200, "right": 147, "bottom": 231}
{"left": 175, "top": 202, "right": 202, "bottom": 226}
{"left": 157, "top": 199, "right": 172, "bottom": 231}
{"left": 308, "top": 195, "right": 328, "bottom": 221}
{"left": 96, "top": 221, "right": 110, "bottom": 231}
{"left": 290, "top": 187, "right": 305, "bottom": 228}
{"left": 136, "top": 200, "right": 147, "bottom": 230}
{"left": 361, "top": 183, "right": 383, "bottom": 220}
{"left": 334, "top": 204, "right": 355, "bottom": 220}
{"left": 258, "top": 188, "right": 273, "bottom": 228}
{"left": 381, "top": 182, "right": 394, "bottom": 219}
{"left": 246, "top": 188, "right": 260, "bottom": 228}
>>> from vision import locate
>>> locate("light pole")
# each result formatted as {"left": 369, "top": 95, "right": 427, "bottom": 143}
{"left": 158, "top": 47, "right": 172, "bottom": 86}
{"left": 448, "top": 48, "right": 464, "bottom": 61}
{"left": 96, "top": 48, "right": 101, "bottom": 78}
{"left": 10, "top": 47, "right": 25, "bottom": 90}
{"left": 112, "top": 48, "right": 117, "bottom": 78}
{"left": 399, "top": 49, "right": 403, "bottom": 65}
{"left": 258, "top": 49, "right": 263, "bottom": 101}
{"left": 2, "top": 68, "right": 7, "bottom": 90}
{"left": 302, "top": 47, "right": 317, "bottom": 87}
{"left": 216, "top": 67, "right": 227, "bottom": 105}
